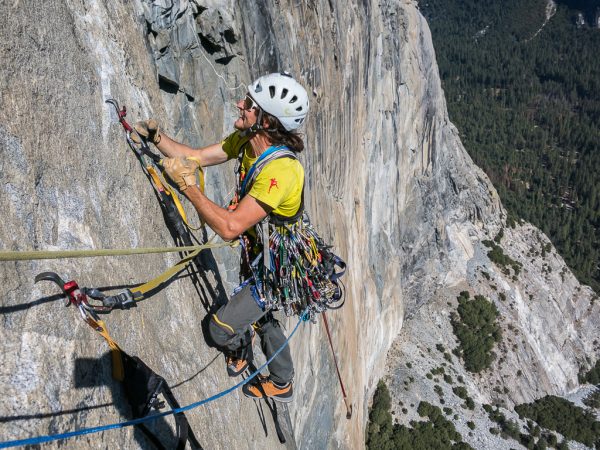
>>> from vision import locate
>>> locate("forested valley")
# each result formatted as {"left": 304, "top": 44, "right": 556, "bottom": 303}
{"left": 420, "top": 0, "right": 600, "bottom": 292}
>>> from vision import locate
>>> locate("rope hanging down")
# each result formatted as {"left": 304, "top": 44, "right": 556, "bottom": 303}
{"left": 0, "top": 310, "right": 309, "bottom": 449}
{"left": 322, "top": 312, "right": 353, "bottom": 419}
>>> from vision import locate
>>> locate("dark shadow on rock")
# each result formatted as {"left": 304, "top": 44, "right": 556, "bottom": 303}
{"left": 170, "top": 353, "right": 220, "bottom": 390}
{"left": 250, "top": 396, "right": 269, "bottom": 437}
{"left": 152, "top": 200, "right": 229, "bottom": 316}
{"left": 0, "top": 402, "right": 113, "bottom": 424}
{"left": 0, "top": 292, "right": 64, "bottom": 314}
{"left": 198, "top": 34, "right": 223, "bottom": 54}
{"left": 200, "top": 302, "right": 226, "bottom": 350}
{"left": 188, "top": 229, "right": 230, "bottom": 309}
{"left": 215, "top": 55, "right": 235, "bottom": 65}
{"left": 244, "top": 362, "right": 294, "bottom": 446}
{"left": 158, "top": 75, "right": 179, "bottom": 95}
{"left": 74, "top": 353, "right": 191, "bottom": 450}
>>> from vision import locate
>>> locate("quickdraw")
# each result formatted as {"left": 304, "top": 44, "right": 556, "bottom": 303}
{"left": 257, "top": 219, "right": 346, "bottom": 319}
{"left": 105, "top": 99, "right": 203, "bottom": 240}
{"left": 34, "top": 272, "right": 126, "bottom": 380}
{"left": 231, "top": 145, "right": 347, "bottom": 321}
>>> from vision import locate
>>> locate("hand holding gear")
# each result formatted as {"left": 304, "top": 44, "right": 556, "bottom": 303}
{"left": 131, "top": 119, "right": 161, "bottom": 145}
{"left": 162, "top": 156, "right": 203, "bottom": 192}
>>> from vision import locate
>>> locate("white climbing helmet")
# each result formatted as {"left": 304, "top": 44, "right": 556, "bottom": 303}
{"left": 248, "top": 72, "right": 309, "bottom": 131}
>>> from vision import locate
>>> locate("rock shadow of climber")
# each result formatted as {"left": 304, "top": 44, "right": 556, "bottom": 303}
{"left": 0, "top": 291, "right": 65, "bottom": 314}
{"left": 242, "top": 362, "right": 297, "bottom": 447}
{"left": 164, "top": 216, "right": 230, "bottom": 314}
{"left": 75, "top": 352, "right": 203, "bottom": 450}
{"left": 182, "top": 238, "right": 230, "bottom": 313}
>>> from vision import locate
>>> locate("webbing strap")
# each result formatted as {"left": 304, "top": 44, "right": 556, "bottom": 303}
{"left": 128, "top": 234, "right": 236, "bottom": 301}
{"left": 86, "top": 317, "right": 125, "bottom": 381}
{"left": 146, "top": 165, "right": 203, "bottom": 231}
{"left": 128, "top": 247, "right": 202, "bottom": 300}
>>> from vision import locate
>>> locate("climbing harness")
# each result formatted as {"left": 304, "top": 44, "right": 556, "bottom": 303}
{"left": 229, "top": 141, "right": 351, "bottom": 418}
{"left": 231, "top": 144, "right": 347, "bottom": 321}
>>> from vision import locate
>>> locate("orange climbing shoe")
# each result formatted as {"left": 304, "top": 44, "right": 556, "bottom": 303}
{"left": 225, "top": 330, "right": 255, "bottom": 377}
{"left": 226, "top": 355, "right": 249, "bottom": 377}
{"left": 242, "top": 377, "right": 294, "bottom": 403}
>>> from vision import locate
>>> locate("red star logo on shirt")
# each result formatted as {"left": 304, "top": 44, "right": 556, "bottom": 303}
{"left": 268, "top": 178, "right": 279, "bottom": 193}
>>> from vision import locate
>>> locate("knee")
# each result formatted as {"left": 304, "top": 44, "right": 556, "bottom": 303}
{"left": 209, "top": 315, "right": 233, "bottom": 349}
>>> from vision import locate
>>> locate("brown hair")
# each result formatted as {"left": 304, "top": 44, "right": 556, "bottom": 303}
{"left": 262, "top": 112, "right": 305, "bottom": 153}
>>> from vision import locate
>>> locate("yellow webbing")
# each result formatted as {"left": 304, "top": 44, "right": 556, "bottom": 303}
{"left": 146, "top": 165, "right": 203, "bottom": 231}
{"left": 211, "top": 313, "right": 235, "bottom": 334}
{"left": 186, "top": 157, "right": 206, "bottom": 194}
{"left": 146, "top": 164, "right": 165, "bottom": 191}
{"left": 86, "top": 317, "right": 125, "bottom": 381}
{"left": 128, "top": 247, "right": 202, "bottom": 299}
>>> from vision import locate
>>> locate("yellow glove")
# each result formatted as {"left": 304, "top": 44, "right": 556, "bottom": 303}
{"left": 131, "top": 119, "right": 161, "bottom": 145}
{"left": 162, "top": 156, "right": 204, "bottom": 192}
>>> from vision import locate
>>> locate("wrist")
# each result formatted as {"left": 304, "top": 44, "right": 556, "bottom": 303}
{"left": 184, "top": 184, "right": 201, "bottom": 196}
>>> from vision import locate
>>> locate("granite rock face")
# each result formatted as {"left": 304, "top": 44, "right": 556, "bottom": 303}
{"left": 0, "top": 1, "right": 597, "bottom": 449}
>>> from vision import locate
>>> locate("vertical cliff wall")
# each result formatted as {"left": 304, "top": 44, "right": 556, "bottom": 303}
{"left": 1, "top": 0, "right": 596, "bottom": 449}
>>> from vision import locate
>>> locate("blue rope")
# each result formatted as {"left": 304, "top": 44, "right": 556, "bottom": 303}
{"left": 0, "top": 310, "right": 309, "bottom": 449}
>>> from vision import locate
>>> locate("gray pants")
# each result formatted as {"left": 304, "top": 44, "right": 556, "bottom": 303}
{"left": 208, "top": 284, "right": 294, "bottom": 385}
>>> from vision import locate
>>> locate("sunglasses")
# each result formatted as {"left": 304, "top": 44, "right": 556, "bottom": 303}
{"left": 243, "top": 94, "right": 259, "bottom": 111}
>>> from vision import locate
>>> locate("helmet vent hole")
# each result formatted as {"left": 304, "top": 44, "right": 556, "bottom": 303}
{"left": 269, "top": 86, "right": 276, "bottom": 98}
{"left": 290, "top": 95, "right": 298, "bottom": 103}
{"left": 296, "top": 106, "right": 303, "bottom": 112}
{"left": 281, "top": 88, "right": 288, "bottom": 99}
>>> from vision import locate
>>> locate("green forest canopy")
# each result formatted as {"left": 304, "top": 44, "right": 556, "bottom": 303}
{"left": 421, "top": 0, "right": 600, "bottom": 292}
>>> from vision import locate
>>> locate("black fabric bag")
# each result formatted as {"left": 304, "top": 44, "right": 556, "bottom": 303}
{"left": 122, "top": 353, "right": 165, "bottom": 418}
{"left": 121, "top": 352, "right": 202, "bottom": 450}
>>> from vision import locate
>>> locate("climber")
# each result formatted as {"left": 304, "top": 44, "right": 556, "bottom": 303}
{"left": 133, "top": 72, "right": 309, "bottom": 402}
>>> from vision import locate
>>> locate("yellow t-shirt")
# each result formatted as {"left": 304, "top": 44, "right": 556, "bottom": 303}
{"left": 222, "top": 131, "right": 304, "bottom": 217}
